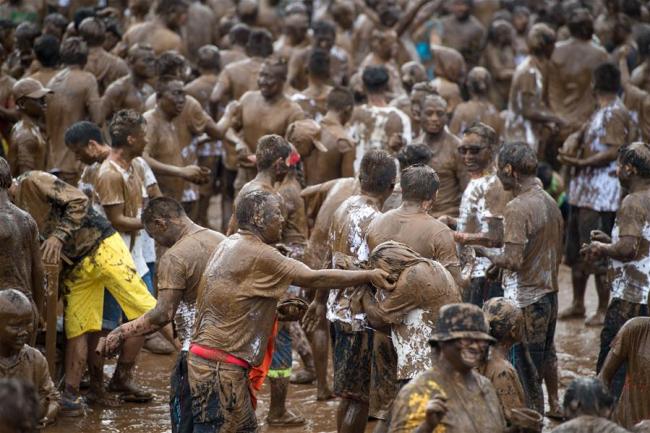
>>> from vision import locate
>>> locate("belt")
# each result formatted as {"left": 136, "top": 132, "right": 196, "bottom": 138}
{"left": 189, "top": 344, "right": 251, "bottom": 369}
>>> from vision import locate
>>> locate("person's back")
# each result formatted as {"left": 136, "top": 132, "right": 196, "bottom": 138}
{"left": 123, "top": 20, "right": 183, "bottom": 55}
{"left": 221, "top": 57, "right": 263, "bottom": 101}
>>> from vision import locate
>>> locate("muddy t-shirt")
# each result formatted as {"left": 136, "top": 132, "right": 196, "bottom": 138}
{"left": 550, "top": 415, "right": 629, "bottom": 433}
{"left": 377, "top": 262, "right": 460, "bottom": 380}
{"left": 609, "top": 189, "right": 650, "bottom": 304}
{"left": 502, "top": 183, "right": 563, "bottom": 308}
{"left": 569, "top": 99, "right": 636, "bottom": 213}
{"left": 9, "top": 118, "right": 47, "bottom": 175}
{"left": 610, "top": 317, "right": 650, "bottom": 428}
{"left": 389, "top": 364, "right": 505, "bottom": 433}
{"left": 192, "top": 231, "right": 302, "bottom": 366}
{"left": 479, "top": 355, "right": 526, "bottom": 421}
{"left": 157, "top": 228, "right": 225, "bottom": 351}
{"left": 457, "top": 173, "right": 510, "bottom": 279}
{"left": 327, "top": 195, "right": 381, "bottom": 331}
{"left": 276, "top": 175, "right": 308, "bottom": 246}
{"left": 366, "top": 207, "right": 460, "bottom": 270}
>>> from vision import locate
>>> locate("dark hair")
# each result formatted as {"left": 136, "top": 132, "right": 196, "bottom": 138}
{"left": 419, "top": 93, "right": 448, "bottom": 113}
{"left": 362, "top": 65, "right": 390, "bottom": 93}
{"left": 79, "top": 17, "right": 106, "bottom": 46}
{"left": 43, "top": 13, "right": 68, "bottom": 32}
{"left": 312, "top": 20, "right": 336, "bottom": 40}
{"left": 401, "top": 164, "right": 439, "bottom": 202}
{"left": 0, "top": 378, "right": 40, "bottom": 433}
{"left": 142, "top": 196, "right": 185, "bottom": 224}
{"left": 396, "top": 144, "right": 433, "bottom": 168}
{"left": 621, "top": 0, "right": 641, "bottom": 18}
{"left": 308, "top": 48, "right": 330, "bottom": 80}
{"left": 619, "top": 142, "right": 650, "bottom": 177}
{"left": 197, "top": 45, "right": 220, "bottom": 72}
{"left": 33, "top": 35, "right": 60, "bottom": 68}
{"left": 109, "top": 109, "right": 145, "bottom": 148}
{"left": 498, "top": 142, "right": 538, "bottom": 175}
{"left": 261, "top": 57, "right": 288, "bottom": 81}
{"left": 637, "top": 28, "right": 650, "bottom": 58}
{"left": 0, "top": 157, "right": 11, "bottom": 189}
{"left": 60, "top": 36, "right": 88, "bottom": 66}
{"left": 466, "top": 67, "right": 490, "bottom": 96}
{"left": 236, "top": 190, "right": 279, "bottom": 230}
{"left": 563, "top": 378, "right": 615, "bottom": 417}
{"left": 155, "top": 78, "right": 184, "bottom": 96}
{"left": 15, "top": 22, "right": 39, "bottom": 42}
{"left": 64, "top": 121, "right": 103, "bottom": 149}
{"left": 256, "top": 134, "right": 291, "bottom": 170}
{"left": 156, "top": 0, "right": 189, "bottom": 16}
{"left": 156, "top": 50, "right": 186, "bottom": 78}
{"left": 463, "top": 122, "right": 498, "bottom": 149}
{"left": 593, "top": 62, "right": 621, "bottom": 93}
{"left": 105, "top": 19, "right": 123, "bottom": 40}
{"left": 359, "top": 149, "right": 396, "bottom": 195}
{"left": 229, "top": 23, "right": 250, "bottom": 46}
{"left": 73, "top": 7, "right": 96, "bottom": 31}
{"left": 536, "top": 161, "right": 554, "bottom": 189}
{"left": 327, "top": 86, "right": 354, "bottom": 112}
{"left": 0, "top": 19, "right": 15, "bottom": 32}
{"left": 246, "top": 28, "right": 273, "bottom": 58}
{"left": 568, "top": 8, "right": 594, "bottom": 40}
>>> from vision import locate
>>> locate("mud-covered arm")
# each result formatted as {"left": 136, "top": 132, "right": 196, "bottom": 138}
{"left": 34, "top": 174, "right": 88, "bottom": 243}
{"left": 292, "top": 261, "right": 393, "bottom": 290}
{"left": 30, "top": 221, "right": 45, "bottom": 320}
{"left": 476, "top": 242, "right": 525, "bottom": 271}
{"left": 362, "top": 291, "right": 392, "bottom": 333}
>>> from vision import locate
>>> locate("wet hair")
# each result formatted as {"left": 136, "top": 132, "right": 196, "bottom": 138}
{"left": 155, "top": 77, "right": 184, "bottom": 96}
{"left": 156, "top": 50, "right": 186, "bottom": 78}
{"left": 156, "top": 0, "right": 189, "bottom": 16}
{"left": 73, "top": 7, "right": 95, "bottom": 31}
{"left": 498, "top": 142, "right": 538, "bottom": 175}
{"left": 327, "top": 86, "right": 354, "bottom": 112}
{"left": 256, "top": 134, "right": 291, "bottom": 170}
{"left": 33, "top": 35, "right": 60, "bottom": 68}
{"left": 568, "top": 8, "right": 594, "bottom": 40}
{"left": 401, "top": 164, "right": 439, "bottom": 202}
{"left": 79, "top": 17, "right": 106, "bottom": 46}
{"left": 236, "top": 190, "right": 278, "bottom": 231}
{"left": 64, "top": 121, "right": 103, "bottom": 149}
{"left": 536, "top": 161, "right": 554, "bottom": 189}
{"left": 419, "top": 93, "right": 448, "bottom": 113}
{"left": 359, "top": 149, "right": 396, "bottom": 195}
{"left": 0, "top": 157, "right": 11, "bottom": 189}
{"left": 308, "top": 48, "right": 330, "bottom": 81}
{"left": 105, "top": 18, "right": 123, "bottom": 41}
{"left": 619, "top": 142, "right": 650, "bottom": 177}
{"left": 0, "top": 289, "right": 32, "bottom": 315}
{"left": 463, "top": 122, "right": 498, "bottom": 150}
{"left": 197, "top": 45, "right": 220, "bottom": 72}
{"left": 229, "top": 23, "right": 250, "bottom": 46}
{"left": 396, "top": 144, "right": 433, "bottom": 168}
{"left": 637, "top": 28, "right": 650, "bottom": 58}
{"left": 60, "top": 37, "right": 88, "bottom": 66}
{"left": 142, "top": 196, "right": 185, "bottom": 224}
{"left": 483, "top": 297, "right": 522, "bottom": 341}
{"left": 0, "top": 378, "right": 40, "bottom": 433}
{"left": 262, "top": 57, "right": 288, "bottom": 81}
{"left": 43, "top": 12, "right": 68, "bottom": 33}
{"left": 362, "top": 65, "right": 390, "bottom": 93}
{"left": 466, "top": 67, "right": 491, "bottom": 96}
{"left": 109, "top": 109, "right": 145, "bottom": 148}
{"left": 527, "top": 23, "right": 556, "bottom": 56}
{"left": 563, "top": 378, "right": 615, "bottom": 417}
{"left": 593, "top": 62, "right": 621, "bottom": 94}
{"left": 127, "top": 43, "right": 154, "bottom": 64}
{"left": 312, "top": 20, "right": 336, "bottom": 40}
{"left": 246, "top": 28, "right": 273, "bottom": 58}
{"left": 15, "top": 22, "right": 39, "bottom": 42}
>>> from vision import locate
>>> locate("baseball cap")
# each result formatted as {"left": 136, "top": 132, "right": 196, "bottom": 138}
{"left": 13, "top": 78, "right": 52, "bottom": 100}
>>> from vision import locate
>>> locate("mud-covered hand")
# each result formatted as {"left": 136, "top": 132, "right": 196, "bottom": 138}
{"left": 302, "top": 300, "right": 326, "bottom": 334}
{"left": 181, "top": 165, "right": 210, "bottom": 184}
{"left": 96, "top": 330, "right": 124, "bottom": 358}
{"left": 368, "top": 269, "right": 396, "bottom": 291}
{"left": 41, "top": 236, "right": 62, "bottom": 264}
{"left": 424, "top": 396, "right": 448, "bottom": 430}
{"left": 580, "top": 241, "right": 607, "bottom": 260}
{"left": 590, "top": 230, "right": 612, "bottom": 244}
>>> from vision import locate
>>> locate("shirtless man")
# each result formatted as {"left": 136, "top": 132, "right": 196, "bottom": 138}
{"left": 431, "top": 0, "right": 486, "bottom": 68}
{"left": 389, "top": 62, "right": 427, "bottom": 131}
{"left": 79, "top": 17, "right": 129, "bottom": 95}
{"left": 45, "top": 36, "right": 101, "bottom": 185}
{"left": 414, "top": 94, "right": 465, "bottom": 218}
{"left": 581, "top": 142, "right": 650, "bottom": 401}
{"left": 356, "top": 29, "right": 402, "bottom": 97}
{"left": 97, "top": 197, "right": 225, "bottom": 433}
{"left": 475, "top": 142, "right": 563, "bottom": 417}
{"left": 118, "top": 0, "right": 188, "bottom": 56}
{"left": 273, "top": 8, "right": 310, "bottom": 62}
{"left": 349, "top": 66, "right": 411, "bottom": 171}
{"left": 291, "top": 49, "right": 332, "bottom": 120}
{"left": 218, "top": 23, "right": 249, "bottom": 68}
{"left": 429, "top": 45, "right": 465, "bottom": 116}
{"left": 187, "top": 189, "right": 393, "bottom": 432}
{"left": 450, "top": 67, "right": 503, "bottom": 137}
{"left": 505, "top": 23, "right": 563, "bottom": 159}
{"left": 28, "top": 35, "right": 59, "bottom": 87}
{"left": 101, "top": 44, "right": 156, "bottom": 120}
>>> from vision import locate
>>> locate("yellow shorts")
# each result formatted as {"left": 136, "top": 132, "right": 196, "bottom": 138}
{"left": 63, "top": 232, "right": 157, "bottom": 338}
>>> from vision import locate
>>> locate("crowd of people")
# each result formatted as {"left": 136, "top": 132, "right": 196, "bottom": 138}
{"left": 0, "top": 0, "right": 649, "bottom": 432}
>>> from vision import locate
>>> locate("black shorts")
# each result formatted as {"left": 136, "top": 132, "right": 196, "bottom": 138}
{"left": 565, "top": 205, "right": 616, "bottom": 270}
{"left": 370, "top": 332, "right": 399, "bottom": 420}
{"left": 170, "top": 352, "right": 193, "bottom": 433}
{"left": 331, "top": 320, "right": 373, "bottom": 402}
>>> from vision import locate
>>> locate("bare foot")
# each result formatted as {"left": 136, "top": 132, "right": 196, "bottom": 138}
{"left": 86, "top": 388, "right": 122, "bottom": 407}
{"left": 290, "top": 369, "right": 316, "bottom": 385}
{"left": 558, "top": 305, "right": 586, "bottom": 320}
{"left": 585, "top": 310, "right": 606, "bottom": 327}
{"left": 317, "top": 387, "right": 335, "bottom": 401}
{"left": 546, "top": 403, "right": 564, "bottom": 420}
{"left": 267, "top": 410, "right": 306, "bottom": 426}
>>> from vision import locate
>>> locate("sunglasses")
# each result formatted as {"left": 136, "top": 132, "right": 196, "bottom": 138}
{"left": 458, "top": 146, "right": 486, "bottom": 155}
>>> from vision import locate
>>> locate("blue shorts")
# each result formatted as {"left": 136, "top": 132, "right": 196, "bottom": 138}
{"left": 268, "top": 324, "right": 292, "bottom": 378}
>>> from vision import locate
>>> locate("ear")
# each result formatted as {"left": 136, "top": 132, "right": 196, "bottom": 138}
{"left": 502, "top": 163, "right": 513, "bottom": 177}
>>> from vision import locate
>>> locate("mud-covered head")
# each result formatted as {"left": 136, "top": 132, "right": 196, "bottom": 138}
{"left": 43, "top": 12, "right": 68, "bottom": 40}
{"left": 617, "top": 141, "right": 650, "bottom": 187}
{"left": 497, "top": 142, "right": 537, "bottom": 191}
{"left": 156, "top": 79, "right": 186, "bottom": 118}
{"left": 370, "top": 28, "right": 397, "bottom": 61}
{"left": 431, "top": 45, "right": 465, "bottom": 84}
{"left": 409, "top": 82, "right": 436, "bottom": 123}
{"left": 419, "top": 94, "right": 448, "bottom": 135}
{"left": 327, "top": 86, "right": 354, "bottom": 123}
{"left": 0, "top": 378, "right": 40, "bottom": 433}
{"left": 368, "top": 240, "right": 428, "bottom": 282}
{"left": 400, "top": 164, "right": 439, "bottom": 209}
{"left": 246, "top": 28, "right": 273, "bottom": 58}
{"left": 563, "top": 377, "right": 615, "bottom": 419}
{"left": 400, "top": 61, "right": 426, "bottom": 94}
{"left": 142, "top": 197, "right": 188, "bottom": 247}
{"left": 467, "top": 66, "right": 491, "bottom": 97}
{"left": 568, "top": 7, "right": 594, "bottom": 40}
{"left": 0, "top": 289, "right": 33, "bottom": 355}
{"left": 64, "top": 121, "right": 107, "bottom": 165}
{"left": 236, "top": 190, "right": 284, "bottom": 244}
{"left": 60, "top": 36, "right": 88, "bottom": 67}
{"left": 358, "top": 149, "right": 396, "bottom": 200}
{"left": 283, "top": 11, "right": 309, "bottom": 43}
{"left": 156, "top": 0, "right": 189, "bottom": 29}
{"left": 229, "top": 23, "right": 250, "bottom": 48}
{"left": 258, "top": 57, "right": 287, "bottom": 99}
{"left": 397, "top": 144, "right": 433, "bottom": 171}
{"left": 33, "top": 34, "right": 60, "bottom": 68}
{"left": 488, "top": 19, "right": 514, "bottom": 46}
{"left": 197, "top": 45, "right": 220, "bottom": 74}
{"left": 78, "top": 16, "right": 106, "bottom": 47}
{"left": 109, "top": 109, "right": 147, "bottom": 156}
{"left": 312, "top": 20, "right": 336, "bottom": 51}
{"left": 362, "top": 65, "right": 390, "bottom": 95}
{"left": 460, "top": 122, "right": 498, "bottom": 174}
{"left": 482, "top": 297, "right": 523, "bottom": 343}
{"left": 128, "top": 44, "right": 156, "bottom": 79}
{"left": 0, "top": 157, "right": 11, "bottom": 190}
{"left": 156, "top": 50, "right": 188, "bottom": 80}
{"left": 308, "top": 48, "right": 330, "bottom": 82}
{"left": 256, "top": 134, "right": 292, "bottom": 179}
{"left": 286, "top": 119, "right": 327, "bottom": 159}
{"left": 527, "top": 23, "right": 555, "bottom": 58}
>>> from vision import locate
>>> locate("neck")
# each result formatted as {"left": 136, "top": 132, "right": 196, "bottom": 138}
{"left": 367, "top": 92, "right": 387, "bottom": 107}
{"left": 627, "top": 177, "right": 650, "bottom": 193}
{"left": 0, "top": 189, "right": 9, "bottom": 206}
{"left": 513, "top": 175, "right": 537, "bottom": 196}
{"left": 399, "top": 200, "right": 427, "bottom": 213}
{"left": 323, "top": 110, "right": 343, "bottom": 125}
{"left": 157, "top": 105, "right": 177, "bottom": 122}
{"left": 425, "top": 128, "right": 445, "bottom": 142}
{"left": 597, "top": 92, "right": 616, "bottom": 107}
{"left": 469, "top": 164, "right": 493, "bottom": 179}
{"left": 255, "top": 169, "right": 276, "bottom": 186}
{"left": 360, "top": 190, "right": 385, "bottom": 209}
{"left": 438, "top": 352, "right": 472, "bottom": 380}
{"left": 108, "top": 147, "right": 136, "bottom": 168}
{"left": 177, "top": 217, "right": 200, "bottom": 239}
{"left": 263, "top": 92, "right": 283, "bottom": 104}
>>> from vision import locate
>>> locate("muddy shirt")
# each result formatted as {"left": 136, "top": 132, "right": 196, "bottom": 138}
{"left": 0, "top": 345, "right": 59, "bottom": 415}
{"left": 84, "top": 47, "right": 129, "bottom": 95}
{"left": 502, "top": 182, "right": 563, "bottom": 308}
{"left": 158, "top": 227, "right": 225, "bottom": 351}
{"left": 610, "top": 317, "right": 650, "bottom": 428}
{"left": 377, "top": 262, "right": 460, "bottom": 380}
{"left": 366, "top": 207, "right": 460, "bottom": 270}
{"left": 192, "top": 231, "right": 302, "bottom": 366}
{"left": 450, "top": 99, "right": 503, "bottom": 138}
{"left": 550, "top": 415, "right": 630, "bottom": 433}
{"left": 303, "top": 116, "right": 355, "bottom": 186}
{"left": 609, "top": 189, "right": 650, "bottom": 304}
{"left": 9, "top": 117, "right": 47, "bottom": 175}
{"left": 568, "top": 99, "right": 636, "bottom": 213}
{"left": 122, "top": 20, "right": 184, "bottom": 55}
{"left": 479, "top": 354, "right": 526, "bottom": 421}
{"left": 416, "top": 129, "right": 465, "bottom": 217}
{"left": 102, "top": 75, "right": 154, "bottom": 119}
{"left": 0, "top": 202, "right": 41, "bottom": 300}
{"left": 623, "top": 81, "right": 650, "bottom": 143}
{"left": 457, "top": 173, "right": 509, "bottom": 279}
{"left": 327, "top": 194, "right": 381, "bottom": 331}
{"left": 12, "top": 171, "right": 115, "bottom": 264}
{"left": 45, "top": 67, "right": 101, "bottom": 174}
{"left": 389, "top": 364, "right": 506, "bottom": 433}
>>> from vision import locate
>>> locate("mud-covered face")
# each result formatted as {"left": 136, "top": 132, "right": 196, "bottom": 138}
{"left": 0, "top": 308, "right": 32, "bottom": 354}
{"left": 285, "top": 14, "right": 308, "bottom": 41}
{"left": 258, "top": 65, "right": 284, "bottom": 99}
{"left": 450, "top": 0, "right": 470, "bottom": 20}
{"left": 420, "top": 99, "right": 448, "bottom": 134}
{"left": 127, "top": 124, "right": 147, "bottom": 157}
{"left": 616, "top": 159, "right": 634, "bottom": 188}
{"left": 497, "top": 159, "right": 516, "bottom": 191}
{"left": 132, "top": 50, "right": 156, "bottom": 79}
{"left": 159, "top": 81, "right": 186, "bottom": 118}
{"left": 258, "top": 196, "right": 284, "bottom": 244}
{"left": 443, "top": 338, "right": 489, "bottom": 371}
{"left": 371, "top": 30, "right": 397, "bottom": 61}
{"left": 459, "top": 133, "right": 492, "bottom": 173}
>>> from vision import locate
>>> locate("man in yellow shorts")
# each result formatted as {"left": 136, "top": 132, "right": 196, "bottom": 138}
{"left": 8, "top": 167, "right": 156, "bottom": 416}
